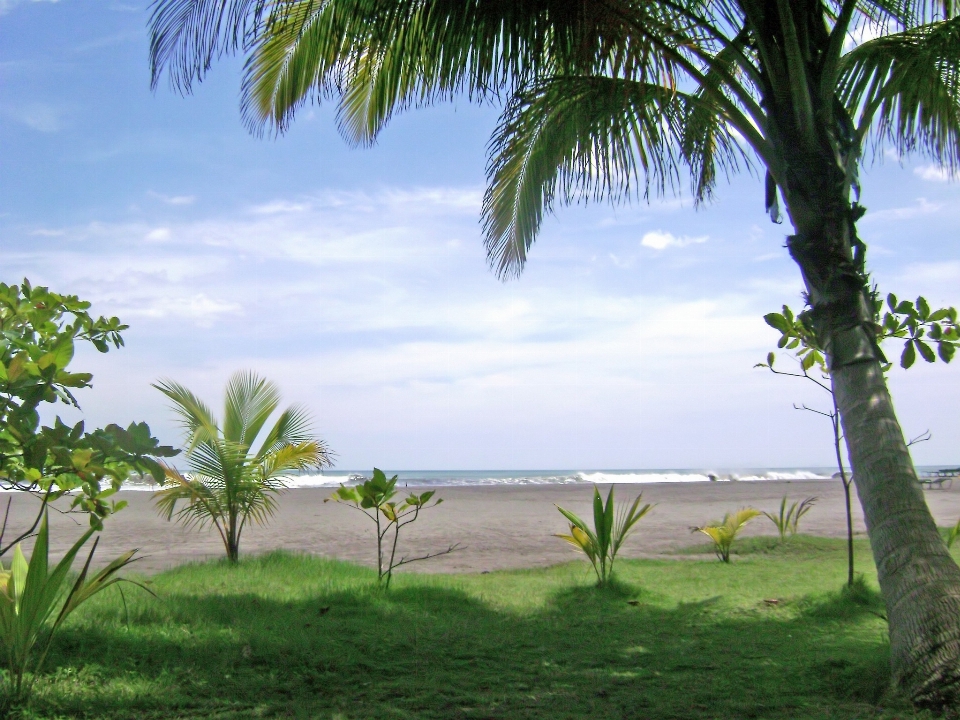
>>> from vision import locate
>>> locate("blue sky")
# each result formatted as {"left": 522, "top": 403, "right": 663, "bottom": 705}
{"left": 2, "top": 1, "right": 959, "bottom": 470}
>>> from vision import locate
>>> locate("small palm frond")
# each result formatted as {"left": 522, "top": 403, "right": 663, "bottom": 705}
{"left": 240, "top": 0, "right": 348, "bottom": 134}
{"left": 483, "top": 75, "right": 692, "bottom": 278}
{"left": 839, "top": 15, "right": 960, "bottom": 171}
{"left": 854, "top": 1, "right": 957, "bottom": 29}
{"left": 681, "top": 38, "right": 754, "bottom": 202}
{"left": 233, "top": 478, "right": 281, "bottom": 527}
{"left": 254, "top": 404, "right": 317, "bottom": 460}
{"left": 241, "top": 0, "right": 649, "bottom": 141}
{"left": 153, "top": 466, "right": 225, "bottom": 530}
{"left": 149, "top": 0, "right": 267, "bottom": 92}
{"left": 152, "top": 378, "right": 219, "bottom": 451}
{"left": 257, "top": 441, "right": 328, "bottom": 481}
{"left": 222, "top": 371, "right": 281, "bottom": 447}
{"left": 611, "top": 494, "right": 654, "bottom": 556}
{"left": 185, "top": 438, "right": 248, "bottom": 490}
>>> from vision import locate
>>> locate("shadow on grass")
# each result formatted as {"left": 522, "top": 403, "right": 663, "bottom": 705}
{"left": 26, "top": 553, "right": 905, "bottom": 720}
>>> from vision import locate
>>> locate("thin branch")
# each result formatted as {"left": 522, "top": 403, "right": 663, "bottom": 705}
{"left": 0, "top": 496, "right": 11, "bottom": 552}
{"left": 0, "top": 487, "right": 52, "bottom": 558}
{"left": 794, "top": 402, "right": 836, "bottom": 418}
{"left": 907, "top": 430, "right": 932, "bottom": 446}
{"left": 392, "top": 543, "right": 463, "bottom": 570}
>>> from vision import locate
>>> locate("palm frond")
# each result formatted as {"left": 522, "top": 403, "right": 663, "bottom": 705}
{"left": 681, "top": 35, "right": 754, "bottom": 202}
{"left": 241, "top": 0, "right": 648, "bottom": 141}
{"left": 855, "top": 0, "right": 956, "bottom": 29}
{"left": 149, "top": 0, "right": 267, "bottom": 91}
{"left": 222, "top": 371, "right": 281, "bottom": 447}
{"left": 257, "top": 441, "right": 327, "bottom": 481}
{"left": 254, "top": 404, "right": 315, "bottom": 459}
{"left": 839, "top": 15, "right": 960, "bottom": 171}
{"left": 240, "top": 0, "right": 349, "bottom": 133}
{"left": 483, "top": 75, "right": 696, "bottom": 278}
{"left": 152, "top": 378, "right": 219, "bottom": 450}
{"left": 153, "top": 467, "right": 225, "bottom": 530}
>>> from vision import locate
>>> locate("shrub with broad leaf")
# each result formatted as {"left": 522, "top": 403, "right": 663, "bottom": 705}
{"left": 326, "top": 469, "right": 458, "bottom": 588}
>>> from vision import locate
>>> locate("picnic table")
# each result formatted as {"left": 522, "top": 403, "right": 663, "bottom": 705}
{"left": 919, "top": 468, "right": 959, "bottom": 490}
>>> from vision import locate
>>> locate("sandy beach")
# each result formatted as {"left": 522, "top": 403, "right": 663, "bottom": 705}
{"left": 6, "top": 478, "right": 960, "bottom": 574}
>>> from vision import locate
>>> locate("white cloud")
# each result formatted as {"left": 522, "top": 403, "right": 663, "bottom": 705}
{"left": 4, "top": 102, "right": 65, "bottom": 132}
{"left": 126, "top": 293, "right": 242, "bottom": 326}
{"left": 915, "top": 164, "right": 958, "bottom": 183}
{"left": 866, "top": 197, "right": 941, "bottom": 222}
{"left": 0, "top": 0, "right": 59, "bottom": 16}
{"left": 145, "top": 228, "right": 172, "bottom": 242}
{"left": 251, "top": 200, "right": 310, "bottom": 215}
{"left": 640, "top": 230, "right": 708, "bottom": 250}
{"left": 148, "top": 192, "right": 195, "bottom": 206}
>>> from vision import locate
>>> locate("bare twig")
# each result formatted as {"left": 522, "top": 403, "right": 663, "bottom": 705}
{"left": 0, "top": 487, "right": 53, "bottom": 558}
{"left": 907, "top": 430, "right": 932, "bottom": 447}
{"left": 392, "top": 543, "right": 463, "bottom": 570}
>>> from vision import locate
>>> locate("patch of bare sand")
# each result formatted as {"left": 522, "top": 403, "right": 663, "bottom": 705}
{"left": 5, "top": 479, "right": 960, "bottom": 574}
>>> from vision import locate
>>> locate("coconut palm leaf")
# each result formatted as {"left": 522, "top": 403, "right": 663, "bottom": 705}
{"left": 254, "top": 405, "right": 322, "bottom": 460}
{"left": 839, "top": 15, "right": 960, "bottom": 170}
{"left": 483, "top": 76, "right": 691, "bottom": 277}
{"left": 153, "top": 378, "right": 220, "bottom": 451}
{"left": 149, "top": 0, "right": 268, "bottom": 91}
{"left": 222, "top": 370, "right": 282, "bottom": 447}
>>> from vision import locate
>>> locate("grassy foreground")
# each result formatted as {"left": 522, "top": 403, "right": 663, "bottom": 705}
{"left": 14, "top": 536, "right": 939, "bottom": 719}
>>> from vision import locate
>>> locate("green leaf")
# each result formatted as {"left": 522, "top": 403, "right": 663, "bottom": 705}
{"left": 917, "top": 296, "right": 930, "bottom": 320}
{"left": 917, "top": 340, "right": 936, "bottom": 363}
{"left": 901, "top": 341, "right": 916, "bottom": 369}
{"left": 766, "top": 352, "right": 775, "bottom": 367}
{"left": 763, "top": 313, "right": 789, "bottom": 332}
{"left": 887, "top": 293, "right": 897, "bottom": 312}
{"left": 938, "top": 342, "right": 956, "bottom": 363}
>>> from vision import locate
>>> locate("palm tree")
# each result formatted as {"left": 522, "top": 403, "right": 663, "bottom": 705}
{"left": 154, "top": 371, "right": 333, "bottom": 563}
{"left": 148, "top": 1, "right": 960, "bottom": 707}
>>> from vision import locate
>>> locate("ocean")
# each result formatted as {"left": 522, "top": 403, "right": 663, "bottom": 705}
{"left": 117, "top": 467, "right": 857, "bottom": 491}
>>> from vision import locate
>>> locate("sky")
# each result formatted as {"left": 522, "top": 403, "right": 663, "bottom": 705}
{"left": 1, "top": 1, "right": 959, "bottom": 470}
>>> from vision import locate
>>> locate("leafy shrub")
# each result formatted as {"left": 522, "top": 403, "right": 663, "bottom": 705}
{"left": 555, "top": 486, "right": 653, "bottom": 586}
{"left": 693, "top": 508, "right": 761, "bottom": 562}
{"left": 763, "top": 496, "right": 817, "bottom": 541}
{"left": 0, "top": 279, "right": 177, "bottom": 549}
{"left": 326, "top": 468, "right": 458, "bottom": 588}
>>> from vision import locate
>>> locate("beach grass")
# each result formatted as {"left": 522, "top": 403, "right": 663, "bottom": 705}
{"left": 16, "top": 536, "right": 945, "bottom": 719}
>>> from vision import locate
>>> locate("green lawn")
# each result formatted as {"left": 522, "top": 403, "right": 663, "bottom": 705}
{"left": 16, "top": 536, "right": 946, "bottom": 719}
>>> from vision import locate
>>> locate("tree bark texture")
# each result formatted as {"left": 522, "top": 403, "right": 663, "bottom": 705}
{"left": 833, "top": 361, "right": 960, "bottom": 707}
{"left": 778, "top": 142, "right": 960, "bottom": 705}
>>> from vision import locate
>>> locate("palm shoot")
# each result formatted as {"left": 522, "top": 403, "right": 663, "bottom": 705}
{"left": 763, "top": 496, "right": 817, "bottom": 542}
{"left": 0, "top": 513, "right": 146, "bottom": 707}
{"left": 694, "top": 508, "right": 761, "bottom": 563}
{"left": 555, "top": 486, "right": 653, "bottom": 586}
{"left": 153, "top": 371, "right": 333, "bottom": 562}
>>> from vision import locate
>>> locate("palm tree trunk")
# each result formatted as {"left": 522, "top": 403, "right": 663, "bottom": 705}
{"left": 832, "top": 360, "right": 960, "bottom": 706}
{"left": 227, "top": 513, "right": 240, "bottom": 563}
{"left": 777, "top": 151, "right": 960, "bottom": 705}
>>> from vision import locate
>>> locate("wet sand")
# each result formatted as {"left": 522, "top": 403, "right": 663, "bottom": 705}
{"left": 6, "top": 479, "right": 960, "bottom": 574}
